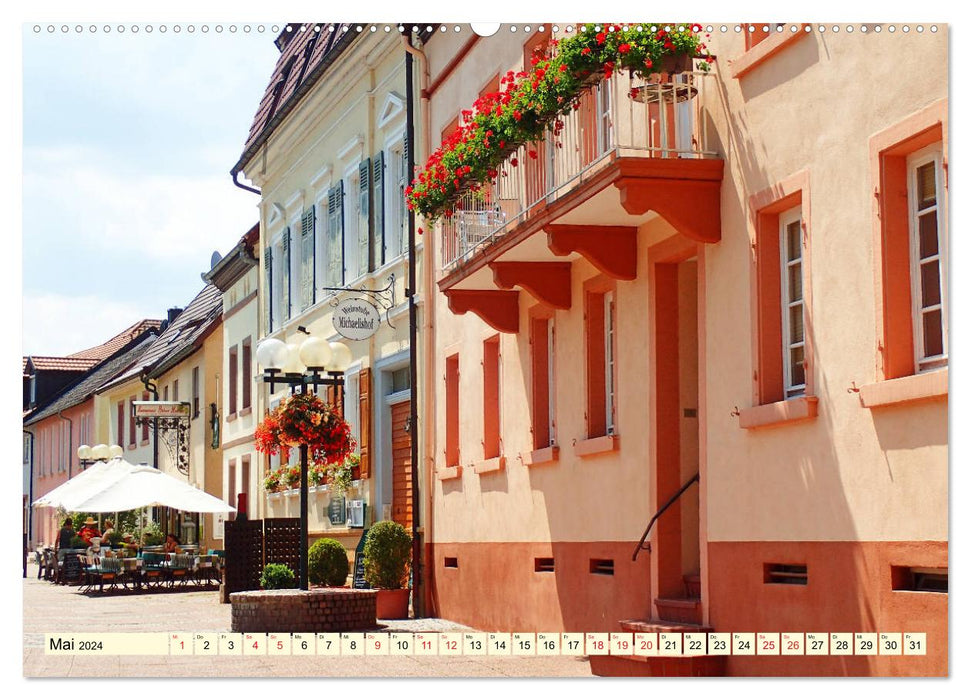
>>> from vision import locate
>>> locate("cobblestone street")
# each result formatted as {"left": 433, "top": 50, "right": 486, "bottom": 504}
{"left": 22, "top": 564, "right": 592, "bottom": 678}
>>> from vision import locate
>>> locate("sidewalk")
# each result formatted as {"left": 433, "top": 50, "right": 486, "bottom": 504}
{"left": 22, "top": 564, "right": 592, "bottom": 678}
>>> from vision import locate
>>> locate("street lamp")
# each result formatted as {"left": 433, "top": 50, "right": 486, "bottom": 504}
{"left": 78, "top": 443, "right": 123, "bottom": 469}
{"left": 255, "top": 335, "right": 352, "bottom": 590}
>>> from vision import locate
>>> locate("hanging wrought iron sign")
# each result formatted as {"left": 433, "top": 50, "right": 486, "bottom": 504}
{"left": 332, "top": 298, "right": 381, "bottom": 341}
{"left": 134, "top": 401, "right": 191, "bottom": 476}
{"left": 321, "top": 273, "right": 398, "bottom": 338}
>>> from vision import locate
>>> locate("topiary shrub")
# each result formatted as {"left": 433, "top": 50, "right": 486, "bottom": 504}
{"left": 363, "top": 520, "right": 412, "bottom": 590}
{"left": 260, "top": 563, "right": 296, "bottom": 590}
{"left": 308, "top": 538, "right": 349, "bottom": 587}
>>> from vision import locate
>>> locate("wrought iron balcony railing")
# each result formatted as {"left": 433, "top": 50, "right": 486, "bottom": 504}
{"left": 441, "top": 70, "right": 717, "bottom": 271}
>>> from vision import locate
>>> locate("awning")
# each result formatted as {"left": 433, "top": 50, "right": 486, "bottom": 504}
{"left": 32, "top": 457, "right": 236, "bottom": 514}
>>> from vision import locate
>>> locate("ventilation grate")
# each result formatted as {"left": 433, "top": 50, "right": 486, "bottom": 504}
{"left": 764, "top": 563, "right": 808, "bottom": 585}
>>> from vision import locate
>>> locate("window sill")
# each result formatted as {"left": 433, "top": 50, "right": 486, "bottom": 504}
{"left": 127, "top": 443, "right": 137, "bottom": 450}
{"left": 738, "top": 396, "right": 818, "bottom": 429}
{"left": 525, "top": 445, "right": 559, "bottom": 467}
{"left": 226, "top": 413, "right": 238, "bottom": 423}
{"left": 437, "top": 465, "right": 463, "bottom": 481}
{"left": 239, "top": 407, "right": 252, "bottom": 417}
{"left": 473, "top": 456, "right": 506, "bottom": 474}
{"left": 575, "top": 435, "right": 620, "bottom": 457}
{"left": 730, "top": 24, "right": 810, "bottom": 79}
{"left": 140, "top": 440, "right": 150, "bottom": 447}
{"left": 859, "top": 369, "right": 947, "bottom": 409}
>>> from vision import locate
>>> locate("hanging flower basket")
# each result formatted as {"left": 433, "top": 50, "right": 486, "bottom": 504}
{"left": 255, "top": 393, "right": 356, "bottom": 465}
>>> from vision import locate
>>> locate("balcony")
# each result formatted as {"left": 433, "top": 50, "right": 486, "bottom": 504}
{"left": 440, "top": 70, "right": 722, "bottom": 276}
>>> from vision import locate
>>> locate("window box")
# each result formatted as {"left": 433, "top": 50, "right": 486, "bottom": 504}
{"left": 859, "top": 369, "right": 947, "bottom": 409}
{"left": 437, "top": 465, "right": 462, "bottom": 481}
{"left": 525, "top": 445, "right": 559, "bottom": 467}
{"left": 575, "top": 434, "right": 620, "bottom": 457}
{"left": 738, "top": 396, "right": 818, "bottom": 429}
{"left": 473, "top": 456, "right": 505, "bottom": 474}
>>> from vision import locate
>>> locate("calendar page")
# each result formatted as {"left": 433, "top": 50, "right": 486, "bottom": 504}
{"left": 18, "top": 0, "right": 952, "bottom": 687}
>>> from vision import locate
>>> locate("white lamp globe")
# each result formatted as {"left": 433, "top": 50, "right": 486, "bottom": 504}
{"left": 328, "top": 341, "right": 353, "bottom": 372}
{"left": 77, "top": 445, "right": 92, "bottom": 461}
{"left": 108, "top": 444, "right": 124, "bottom": 459}
{"left": 298, "top": 336, "right": 331, "bottom": 369}
{"left": 282, "top": 343, "right": 306, "bottom": 375}
{"left": 91, "top": 444, "right": 110, "bottom": 461}
{"left": 255, "top": 338, "right": 289, "bottom": 371}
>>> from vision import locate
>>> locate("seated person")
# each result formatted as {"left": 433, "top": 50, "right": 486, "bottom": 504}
{"left": 77, "top": 517, "right": 102, "bottom": 545}
{"left": 54, "top": 518, "right": 74, "bottom": 555}
{"left": 101, "top": 519, "right": 115, "bottom": 542}
{"left": 163, "top": 534, "right": 183, "bottom": 555}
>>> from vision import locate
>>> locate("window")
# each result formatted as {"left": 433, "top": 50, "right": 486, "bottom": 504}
{"left": 749, "top": 175, "right": 813, "bottom": 409}
{"left": 228, "top": 346, "right": 238, "bottom": 415}
{"left": 241, "top": 338, "right": 252, "bottom": 410}
{"left": 483, "top": 336, "right": 501, "bottom": 459}
{"left": 241, "top": 455, "right": 252, "bottom": 519}
{"left": 530, "top": 314, "right": 556, "bottom": 449}
{"left": 163, "top": 385, "right": 169, "bottom": 402}
{"left": 445, "top": 354, "right": 460, "bottom": 467}
{"left": 343, "top": 169, "right": 362, "bottom": 281}
{"left": 129, "top": 395, "right": 137, "bottom": 446}
{"left": 584, "top": 282, "right": 617, "bottom": 438}
{"left": 325, "top": 184, "right": 345, "bottom": 288}
{"left": 141, "top": 392, "right": 149, "bottom": 442}
{"left": 388, "top": 367, "right": 411, "bottom": 395}
{"left": 300, "top": 207, "right": 316, "bottom": 311}
{"left": 386, "top": 141, "right": 409, "bottom": 261}
{"left": 744, "top": 23, "right": 782, "bottom": 51}
{"left": 192, "top": 366, "right": 200, "bottom": 418}
{"left": 227, "top": 458, "right": 236, "bottom": 522}
{"left": 117, "top": 401, "right": 125, "bottom": 447}
{"left": 870, "top": 105, "right": 946, "bottom": 383}
{"left": 173, "top": 379, "right": 179, "bottom": 402}
{"left": 358, "top": 158, "right": 373, "bottom": 278}
{"left": 780, "top": 207, "right": 806, "bottom": 397}
{"left": 909, "top": 148, "right": 947, "bottom": 372}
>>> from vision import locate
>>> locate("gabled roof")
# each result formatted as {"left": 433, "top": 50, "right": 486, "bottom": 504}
{"left": 25, "top": 356, "right": 100, "bottom": 372}
{"left": 232, "top": 23, "right": 361, "bottom": 177}
{"left": 68, "top": 319, "right": 163, "bottom": 361}
{"left": 25, "top": 335, "right": 157, "bottom": 427}
{"left": 103, "top": 284, "right": 223, "bottom": 390}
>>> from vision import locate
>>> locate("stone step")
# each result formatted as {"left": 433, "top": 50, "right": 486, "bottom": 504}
{"left": 655, "top": 597, "right": 702, "bottom": 625}
{"left": 591, "top": 619, "right": 725, "bottom": 677}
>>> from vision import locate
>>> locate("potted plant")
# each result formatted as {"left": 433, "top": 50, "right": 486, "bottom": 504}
{"left": 308, "top": 538, "right": 349, "bottom": 587}
{"left": 362, "top": 520, "right": 412, "bottom": 619}
{"left": 260, "top": 563, "right": 296, "bottom": 590}
{"left": 263, "top": 469, "right": 282, "bottom": 493}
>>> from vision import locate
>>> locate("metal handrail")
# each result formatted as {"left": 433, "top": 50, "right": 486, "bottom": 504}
{"left": 632, "top": 472, "right": 699, "bottom": 561}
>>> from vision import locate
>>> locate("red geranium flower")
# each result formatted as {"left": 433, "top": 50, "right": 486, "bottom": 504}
{"left": 596, "top": 32, "right": 606, "bottom": 44}
{"left": 618, "top": 43, "right": 631, "bottom": 54}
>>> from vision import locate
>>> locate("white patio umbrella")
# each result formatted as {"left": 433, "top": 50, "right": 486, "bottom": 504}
{"left": 31, "top": 459, "right": 127, "bottom": 510}
{"left": 32, "top": 457, "right": 235, "bottom": 514}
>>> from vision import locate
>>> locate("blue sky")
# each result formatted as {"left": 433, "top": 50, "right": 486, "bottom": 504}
{"left": 22, "top": 25, "right": 279, "bottom": 355}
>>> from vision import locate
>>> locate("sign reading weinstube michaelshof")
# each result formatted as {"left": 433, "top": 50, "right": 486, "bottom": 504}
{"left": 332, "top": 298, "right": 381, "bottom": 341}
{"left": 132, "top": 401, "right": 191, "bottom": 418}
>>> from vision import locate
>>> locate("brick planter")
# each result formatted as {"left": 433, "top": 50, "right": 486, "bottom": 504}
{"left": 230, "top": 588, "right": 378, "bottom": 633}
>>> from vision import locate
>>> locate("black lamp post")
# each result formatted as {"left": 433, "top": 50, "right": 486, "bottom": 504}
{"left": 255, "top": 335, "right": 351, "bottom": 591}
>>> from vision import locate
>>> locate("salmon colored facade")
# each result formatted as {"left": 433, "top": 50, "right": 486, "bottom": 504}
{"left": 417, "top": 25, "right": 948, "bottom": 677}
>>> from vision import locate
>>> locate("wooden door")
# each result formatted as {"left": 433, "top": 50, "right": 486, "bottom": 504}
{"left": 391, "top": 401, "right": 413, "bottom": 530}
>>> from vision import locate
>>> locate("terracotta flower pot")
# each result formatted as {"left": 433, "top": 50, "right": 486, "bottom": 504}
{"left": 375, "top": 588, "right": 410, "bottom": 619}
{"left": 659, "top": 53, "right": 694, "bottom": 75}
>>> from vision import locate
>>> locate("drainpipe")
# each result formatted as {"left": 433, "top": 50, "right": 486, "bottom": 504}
{"left": 402, "top": 30, "right": 434, "bottom": 619}
{"left": 23, "top": 429, "right": 34, "bottom": 576}
{"left": 232, "top": 169, "right": 261, "bottom": 196}
{"left": 403, "top": 33, "right": 423, "bottom": 619}
{"left": 57, "top": 410, "right": 73, "bottom": 479}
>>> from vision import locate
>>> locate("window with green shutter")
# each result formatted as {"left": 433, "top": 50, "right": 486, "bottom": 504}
{"left": 300, "top": 207, "right": 315, "bottom": 310}
{"left": 264, "top": 247, "right": 274, "bottom": 332}
{"left": 359, "top": 158, "right": 371, "bottom": 277}
{"left": 373, "top": 152, "right": 385, "bottom": 268}
{"left": 281, "top": 227, "right": 292, "bottom": 320}
{"left": 327, "top": 184, "right": 344, "bottom": 287}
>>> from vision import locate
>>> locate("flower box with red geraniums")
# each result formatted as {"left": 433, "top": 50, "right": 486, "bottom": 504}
{"left": 405, "top": 23, "right": 711, "bottom": 222}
